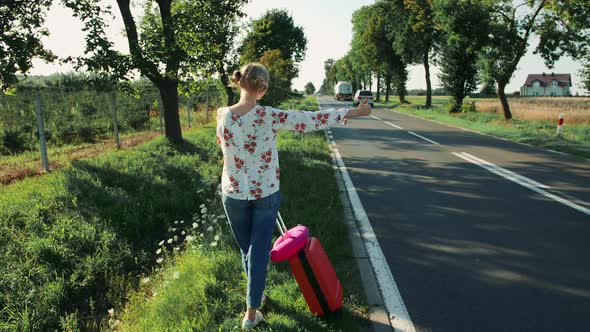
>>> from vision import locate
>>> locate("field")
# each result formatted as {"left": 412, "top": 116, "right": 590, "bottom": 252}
{"left": 474, "top": 97, "right": 590, "bottom": 124}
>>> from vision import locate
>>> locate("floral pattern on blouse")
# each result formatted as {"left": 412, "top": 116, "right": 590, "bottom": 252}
{"left": 216, "top": 105, "right": 349, "bottom": 200}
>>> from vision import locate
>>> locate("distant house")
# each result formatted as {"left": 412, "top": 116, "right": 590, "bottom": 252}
{"left": 520, "top": 73, "right": 572, "bottom": 97}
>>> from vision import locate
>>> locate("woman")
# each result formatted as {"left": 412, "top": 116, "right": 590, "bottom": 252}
{"left": 216, "top": 62, "right": 371, "bottom": 330}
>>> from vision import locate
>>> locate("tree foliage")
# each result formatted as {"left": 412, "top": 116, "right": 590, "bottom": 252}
{"left": 0, "top": 0, "right": 56, "bottom": 90}
{"left": 239, "top": 9, "right": 307, "bottom": 65}
{"left": 304, "top": 82, "right": 316, "bottom": 95}
{"left": 434, "top": 0, "right": 491, "bottom": 112}
{"left": 239, "top": 9, "right": 307, "bottom": 106}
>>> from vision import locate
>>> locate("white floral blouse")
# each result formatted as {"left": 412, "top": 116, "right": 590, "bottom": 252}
{"left": 216, "top": 105, "right": 350, "bottom": 200}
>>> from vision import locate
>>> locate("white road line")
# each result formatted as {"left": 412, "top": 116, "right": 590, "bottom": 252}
{"left": 321, "top": 101, "right": 415, "bottom": 331}
{"left": 461, "top": 153, "right": 550, "bottom": 189}
{"left": 408, "top": 131, "right": 440, "bottom": 145}
{"left": 370, "top": 114, "right": 404, "bottom": 129}
{"left": 385, "top": 121, "right": 403, "bottom": 129}
{"left": 453, "top": 152, "right": 590, "bottom": 216}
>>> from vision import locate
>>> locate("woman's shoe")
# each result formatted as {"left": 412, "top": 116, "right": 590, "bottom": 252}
{"left": 242, "top": 310, "right": 263, "bottom": 330}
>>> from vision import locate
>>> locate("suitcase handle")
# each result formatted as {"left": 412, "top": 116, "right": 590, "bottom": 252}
{"left": 276, "top": 212, "right": 287, "bottom": 237}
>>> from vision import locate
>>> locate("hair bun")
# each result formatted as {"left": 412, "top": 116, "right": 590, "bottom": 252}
{"left": 232, "top": 70, "right": 242, "bottom": 83}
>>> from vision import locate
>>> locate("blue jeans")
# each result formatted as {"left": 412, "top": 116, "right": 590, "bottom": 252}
{"left": 222, "top": 190, "right": 282, "bottom": 308}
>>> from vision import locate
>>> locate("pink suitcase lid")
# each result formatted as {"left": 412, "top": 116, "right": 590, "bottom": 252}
{"left": 270, "top": 225, "right": 309, "bottom": 262}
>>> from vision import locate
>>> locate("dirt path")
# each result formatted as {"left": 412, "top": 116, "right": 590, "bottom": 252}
{"left": 0, "top": 131, "right": 160, "bottom": 185}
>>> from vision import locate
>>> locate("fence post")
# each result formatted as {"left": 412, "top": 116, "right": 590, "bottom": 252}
{"left": 556, "top": 113, "right": 565, "bottom": 136}
{"left": 34, "top": 90, "right": 49, "bottom": 172}
{"left": 157, "top": 92, "right": 164, "bottom": 134}
{"left": 110, "top": 92, "right": 121, "bottom": 149}
{"left": 187, "top": 101, "right": 192, "bottom": 128}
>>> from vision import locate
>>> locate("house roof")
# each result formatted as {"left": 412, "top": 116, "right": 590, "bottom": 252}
{"left": 523, "top": 73, "right": 572, "bottom": 87}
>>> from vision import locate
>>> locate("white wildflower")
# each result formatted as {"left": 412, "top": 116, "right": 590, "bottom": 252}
{"left": 174, "top": 247, "right": 180, "bottom": 251}
{"left": 199, "top": 203, "right": 205, "bottom": 208}
{"left": 174, "top": 220, "right": 179, "bottom": 225}
{"left": 180, "top": 220, "right": 185, "bottom": 224}
{"left": 156, "top": 248, "right": 162, "bottom": 255}
{"left": 167, "top": 238, "right": 173, "bottom": 244}
{"left": 186, "top": 235, "right": 195, "bottom": 243}
{"left": 192, "top": 222, "right": 198, "bottom": 229}
{"left": 158, "top": 240, "right": 165, "bottom": 246}
{"left": 181, "top": 231, "right": 186, "bottom": 235}
{"left": 156, "top": 257, "right": 164, "bottom": 264}
{"left": 141, "top": 277, "right": 150, "bottom": 284}
{"left": 173, "top": 235, "right": 178, "bottom": 241}
{"left": 172, "top": 271, "right": 180, "bottom": 279}
{"left": 201, "top": 207, "right": 207, "bottom": 214}
{"left": 210, "top": 241, "right": 218, "bottom": 247}
{"left": 108, "top": 308, "right": 114, "bottom": 316}
{"left": 214, "top": 234, "right": 220, "bottom": 241}
{"left": 207, "top": 226, "right": 213, "bottom": 232}
{"left": 172, "top": 228, "right": 177, "bottom": 232}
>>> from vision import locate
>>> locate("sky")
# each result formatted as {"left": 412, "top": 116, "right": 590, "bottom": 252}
{"left": 30, "top": 0, "right": 588, "bottom": 95}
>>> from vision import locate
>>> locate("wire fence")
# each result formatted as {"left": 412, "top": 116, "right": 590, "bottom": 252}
{"left": 0, "top": 83, "right": 225, "bottom": 174}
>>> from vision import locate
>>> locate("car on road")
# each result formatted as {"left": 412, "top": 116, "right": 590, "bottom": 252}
{"left": 334, "top": 81, "right": 353, "bottom": 101}
{"left": 353, "top": 90, "right": 374, "bottom": 108}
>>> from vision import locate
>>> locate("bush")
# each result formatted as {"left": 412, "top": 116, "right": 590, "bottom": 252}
{"left": 461, "top": 101, "right": 477, "bottom": 113}
{"left": 121, "top": 106, "right": 151, "bottom": 131}
{"left": 0, "top": 129, "right": 28, "bottom": 154}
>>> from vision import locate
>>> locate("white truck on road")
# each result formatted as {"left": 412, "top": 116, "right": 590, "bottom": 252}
{"left": 334, "top": 81, "right": 353, "bottom": 101}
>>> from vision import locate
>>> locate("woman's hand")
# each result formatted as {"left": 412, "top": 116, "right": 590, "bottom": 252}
{"left": 345, "top": 98, "right": 372, "bottom": 118}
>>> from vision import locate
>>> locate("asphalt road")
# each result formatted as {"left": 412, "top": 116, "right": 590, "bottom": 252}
{"left": 317, "top": 96, "right": 590, "bottom": 332}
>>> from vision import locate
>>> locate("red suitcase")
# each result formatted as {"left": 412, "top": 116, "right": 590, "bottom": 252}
{"left": 288, "top": 237, "right": 343, "bottom": 316}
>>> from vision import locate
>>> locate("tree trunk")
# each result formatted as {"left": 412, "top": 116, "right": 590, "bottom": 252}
{"left": 385, "top": 74, "right": 391, "bottom": 102}
{"left": 497, "top": 81, "right": 512, "bottom": 120}
{"left": 158, "top": 79, "right": 183, "bottom": 145}
{"left": 376, "top": 72, "right": 381, "bottom": 101}
{"left": 424, "top": 50, "right": 432, "bottom": 109}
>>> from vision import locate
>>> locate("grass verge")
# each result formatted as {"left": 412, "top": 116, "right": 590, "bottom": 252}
{"left": 117, "top": 96, "right": 370, "bottom": 331}
{"left": 376, "top": 96, "right": 590, "bottom": 159}
{"left": 0, "top": 123, "right": 222, "bottom": 331}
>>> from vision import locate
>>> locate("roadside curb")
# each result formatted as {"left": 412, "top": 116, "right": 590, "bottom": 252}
{"left": 324, "top": 130, "right": 394, "bottom": 332}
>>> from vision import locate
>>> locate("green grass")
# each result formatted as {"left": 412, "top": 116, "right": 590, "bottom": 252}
{"left": 118, "top": 96, "right": 370, "bottom": 331}
{"left": 0, "top": 123, "right": 223, "bottom": 331}
{"left": 376, "top": 96, "right": 590, "bottom": 159}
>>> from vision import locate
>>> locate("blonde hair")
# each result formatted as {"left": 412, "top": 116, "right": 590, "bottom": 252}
{"left": 229, "top": 63, "right": 269, "bottom": 93}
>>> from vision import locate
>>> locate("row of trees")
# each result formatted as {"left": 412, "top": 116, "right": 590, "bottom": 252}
{"left": 321, "top": 0, "right": 590, "bottom": 118}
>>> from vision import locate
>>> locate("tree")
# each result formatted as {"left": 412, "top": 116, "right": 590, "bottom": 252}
{"left": 258, "top": 49, "right": 297, "bottom": 106}
{"left": 239, "top": 9, "right": 307, "bottom": 105}
{"left": 304, "top": 82, "right": 316, "bottom": 95}
{"left": 0, "top": 0, "right": 56, "bottom": 90}
{"left": 434, "top": 0, "right": 491, "bottom": 112}
{"left": 401, "top": 0, "right": 441, "bottom": 108}
{"left": 536, "top": 1, "right": 590, "bottom": 96}
{"left": 366, "top": 2, "right": 408, "bottom": 103}
{"left": 479, "top": 1, "right": 590, "bottom": 120}
{"left": 110, "top": 0, "right": 247, "bottom": 143}
{"left": 239, "top": 9, "right": 307, "bottom": 65}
